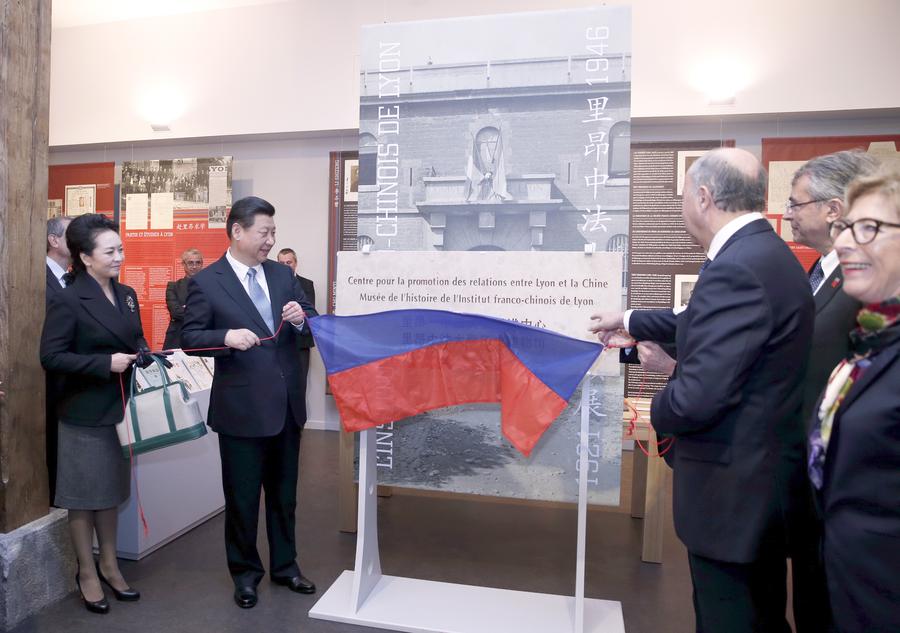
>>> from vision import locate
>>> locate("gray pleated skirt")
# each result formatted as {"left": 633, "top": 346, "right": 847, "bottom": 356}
{"left": 55, "top": 421, "right": 130, "bottom": 510}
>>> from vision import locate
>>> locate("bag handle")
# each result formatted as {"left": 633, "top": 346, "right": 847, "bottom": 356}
{"left": 128, "top": 355, "right": 191, "bottom": 436}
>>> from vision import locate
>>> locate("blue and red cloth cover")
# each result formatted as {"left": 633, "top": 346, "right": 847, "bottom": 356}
{"left": 309, "top": 309, "right": 602, "bottom": 456}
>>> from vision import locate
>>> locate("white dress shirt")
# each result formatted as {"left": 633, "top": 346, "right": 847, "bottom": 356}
{"left": 225, "top": 248, "right": 270, "bottom": 300}
{"left": 225, "top": 248, "right": 305, "bottom": 329}
{"left": 46, "top": 256, "right": 67, "bottom": 288}
{"left": 813, "top": 249, "right": 840, "bottom": 295}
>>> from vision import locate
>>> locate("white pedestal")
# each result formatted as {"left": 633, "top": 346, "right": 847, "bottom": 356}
{"left": 311, "top": 391, "right": 624, "bottom": 633}
{"left": 116, "top": 391, "right": 224, "bottom": 559}
{"left": 310, "top": 571, "right": 624, "bottom": 633}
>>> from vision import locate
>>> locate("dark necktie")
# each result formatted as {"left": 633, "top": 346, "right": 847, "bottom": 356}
{"left": 246, "top": 268, "right": 274, "bottom": 335}
{"left": 809, "top": 260, "right": 825, "bottom": 293}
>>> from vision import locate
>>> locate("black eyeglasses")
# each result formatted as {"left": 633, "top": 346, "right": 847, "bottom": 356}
{"left": 784, "top": 198, "right": 828, "bottom": 213}
{"left": 830, "top": 217, "right": 900, "bottom": 244}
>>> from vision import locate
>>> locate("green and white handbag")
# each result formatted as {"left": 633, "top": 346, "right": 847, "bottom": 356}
{"left": 116, "top": 355, "right": 207, "bottom": 457}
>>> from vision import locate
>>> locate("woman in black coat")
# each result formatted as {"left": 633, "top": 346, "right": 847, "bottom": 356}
{"left": 40, "top": 214, "right": 144, "bottom": 614}
{"left": 808, "top": 165, "right": 900, "bottom": 633}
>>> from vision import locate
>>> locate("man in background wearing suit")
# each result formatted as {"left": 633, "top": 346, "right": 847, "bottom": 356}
{"left": 45, "top": 215, "right": 72, "bottom": 502}
{"left": 182, "top": 197, "right": 318, "bottom": 609}
{"left": 163, "top": 248, "right": 204, "bottom": 350}
{"left": 46, "top": 216, "right": 72, "bottom": 297}
{"left": 591, "top": 149, "right": 814, "bottom": 633}
{"left": 276, "top": 248, "right": 316, "bottom": 388}
{"left": 780, "top": 150, "right": 878, "bottom": 631}
{"left": 786, "top": 150, "right": 878, "bottom": 425}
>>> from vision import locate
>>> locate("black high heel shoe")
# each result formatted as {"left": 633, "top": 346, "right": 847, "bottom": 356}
{"left": 96, "top": 562, "right": 141, "bottom": 601}
{"left": 75, "top": 571, "right": 109, "bottom": 614}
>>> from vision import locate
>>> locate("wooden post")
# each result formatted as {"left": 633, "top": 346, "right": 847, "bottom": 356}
{"left": 338, "top": 429, "right": 358, "bottom": 532}
{"left": 630, "top": 443, "right": 648, "bottom": 519}
{"left": 641, "top": 429, "right": 670, "bottom": 564}
{"left": 0, "top": 0, "right": 52, "bottom": 533}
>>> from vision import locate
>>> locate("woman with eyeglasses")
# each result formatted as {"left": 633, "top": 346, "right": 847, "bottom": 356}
{"left": 807, "top": 164, "right": 900, "bottom": 633}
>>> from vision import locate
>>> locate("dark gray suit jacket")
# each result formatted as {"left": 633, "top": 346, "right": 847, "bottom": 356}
{"left": 163, "top": 276, "right": 190, "bottom": 350}
{"left": 181, "top": 256, "right": 317, "bottom": 437}
{"left": 46, "top": 264, "right": 64, "bottom": 302}
{"left": 40, "top": 274, "right": 147, "bottom": 427}
{"left": 803, "top": 263, "right": 861, "bottom": 429}
{"left": 629, "top": 219, "right": 814, "bottom": 563}
{"left": 818, "top": 331, "right": 900, "bottom": 633}
{"left": 295, "top": 275, "right": 316, "bottom": 350}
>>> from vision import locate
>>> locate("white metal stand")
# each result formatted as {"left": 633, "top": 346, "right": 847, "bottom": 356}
{"left": 309, "top": 393, "right": 625, "bottom": 633}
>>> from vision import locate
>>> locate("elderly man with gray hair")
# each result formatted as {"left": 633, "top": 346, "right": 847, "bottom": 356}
{"left": 45, "top": 214, "right": 73, "bottom": 502}
{"left": 163, "top": 248, "right": 204, "bottom": 350}
{"left": 786, "top": 150, "right": 880, "bottom": 423}
{"left": 591, "top": 148, "right": 815, "bottom": 633}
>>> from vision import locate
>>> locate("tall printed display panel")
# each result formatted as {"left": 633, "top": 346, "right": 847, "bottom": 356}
{"left": 313, "top": 8, "right": 631, "bottom": 633}
{"left": 119, "top": 157, "right": 232, "bottom": 351}
{"left": 348, "top": 6, "right": 633, "bottom": 507}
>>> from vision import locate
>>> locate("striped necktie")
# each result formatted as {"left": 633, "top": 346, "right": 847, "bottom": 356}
{"left": 808, "top": 260, "right": 825, "bottom": 293}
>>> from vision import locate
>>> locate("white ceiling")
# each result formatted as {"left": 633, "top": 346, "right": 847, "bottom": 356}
{"left": 51, "top": 0, "right": 289, "bottom": 29}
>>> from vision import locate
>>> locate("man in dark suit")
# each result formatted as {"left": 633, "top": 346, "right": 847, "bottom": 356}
{"left": 592, "top": 148, "right": 814, "bottom": 633}
{"left": 45, "top": 215, "right": 72, "bottom": 502}
{"left": 163, "top": 248, "right": 204, "bottom": 349}
{"left": 786, "top": 150, "right": 878, "bottom": 426}
{"left": 181, "top": 197, "right": 318, "bottom": 609}
{"left": 276, "top": 248, "right": 316, "bottom": 388}
{"left": 780, "top": 150, "right": 878, "bottom": 631}
{"left": 46, "top": 216, "right": 72, "bottom": 298}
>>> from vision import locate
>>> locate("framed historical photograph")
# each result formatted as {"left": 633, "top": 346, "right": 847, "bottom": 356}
{"left": 676, "top": 150, "right": 708, "bottom": 196}
{"left": 674, "top": 273, "right": 699, "bottom": 310}
{"left": 65, "top": 184, "right": 96, "bottom": 216}
{"left": 343, "top": 158, "right": 359, "bottom": 202}
{"left": 47, "top": 199, "right": 62, "bottom": 219}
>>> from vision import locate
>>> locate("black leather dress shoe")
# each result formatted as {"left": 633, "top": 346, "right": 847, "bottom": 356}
{"left": 96, "top": 563, "right": 141, "bottom": 601}
{"left": 75, "top": 573, "right": 109, "bottom": 614}
{"left": 272, "top": 574, "right": 316, "bottom": 594}
{"left": 233, "top": 585, "right": 258, "bottom": 609}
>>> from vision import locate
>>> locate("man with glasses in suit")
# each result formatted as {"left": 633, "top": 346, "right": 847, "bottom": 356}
{"left": 779, "top": 149, "right": 880, "bottom": 632}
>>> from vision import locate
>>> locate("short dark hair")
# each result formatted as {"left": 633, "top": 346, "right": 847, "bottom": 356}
{"left": 66, "top": 214, "right": 119, "bottom": 276}
{"left": 277, "top": 248, "right": 296, "bottom": 258}
{"left": 46, "top": 216, "right": 72, "bottom": 252}
{"left": 226, "top": 196, "right": 275, "bottom": 240}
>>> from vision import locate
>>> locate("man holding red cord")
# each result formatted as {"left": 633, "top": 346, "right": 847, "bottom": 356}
{"left": 182, "top": 196, "right": 317, "bottom": 609}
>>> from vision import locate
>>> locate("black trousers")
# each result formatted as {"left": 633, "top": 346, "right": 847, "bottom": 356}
{"left": 785, "top": 489, "right": 832, "bottom": 632}
{"left": 218, "top": 412, "right": 303, "bottom": 587}
{"left": 688, "top": 550, "right": 792, "bottom": 633}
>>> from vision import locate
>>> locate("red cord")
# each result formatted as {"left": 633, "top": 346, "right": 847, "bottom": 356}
{"left": 118, "top": 318, "right": 289, "bottom": 536}
{"left": 158, "top": 318, "right": 287, "bottom": 355}
{"left": 602, "top": 341, "right": 675, "bottom": 458}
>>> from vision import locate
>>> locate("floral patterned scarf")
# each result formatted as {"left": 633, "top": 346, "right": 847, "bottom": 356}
{"left": 808, "top": 296, "right": 900, "bottom": 489}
